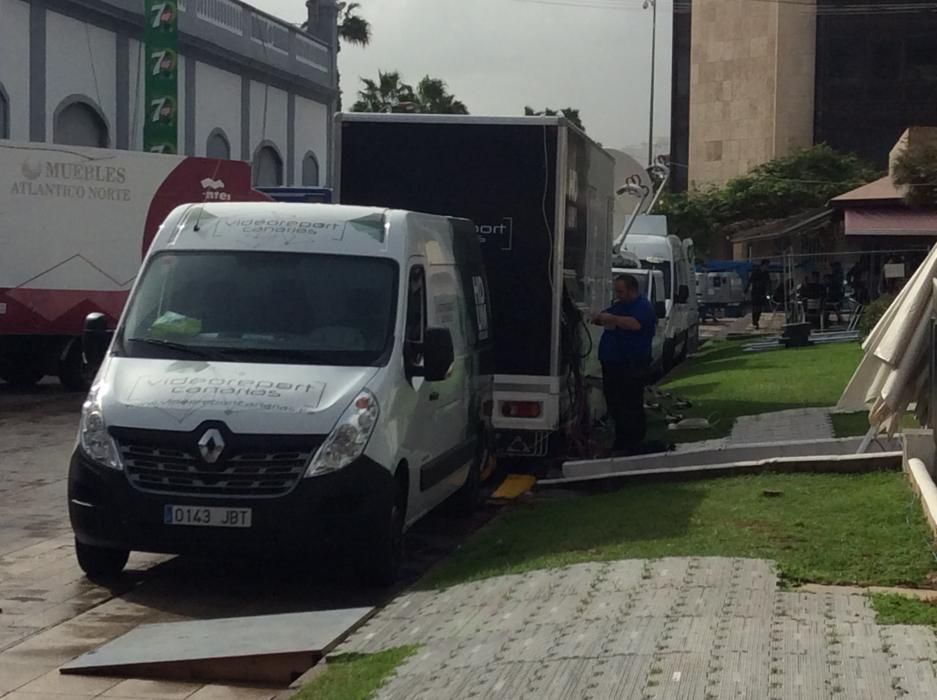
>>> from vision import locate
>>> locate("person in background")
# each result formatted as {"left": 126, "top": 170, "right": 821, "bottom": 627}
{"left": 593, "top": 274, "right": 657, "bottom": 455}
{"left": 745, "top": 259, "right": 771, "bottom": 330}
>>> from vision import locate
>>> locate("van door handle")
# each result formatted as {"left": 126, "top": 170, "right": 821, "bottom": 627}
{"left": 429, "top": 391, "right": 440, "bottom": 401}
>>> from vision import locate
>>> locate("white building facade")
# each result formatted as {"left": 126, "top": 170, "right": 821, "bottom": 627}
{"left": 0, "top": 0, "right": 338, "bottom": 186}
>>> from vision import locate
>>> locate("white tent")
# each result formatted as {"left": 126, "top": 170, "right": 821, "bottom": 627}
{"left": 837, "top": 244, "right": 937, "bottom": 434}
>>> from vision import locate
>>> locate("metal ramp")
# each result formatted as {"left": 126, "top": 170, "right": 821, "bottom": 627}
{"left": 60, "top": 607, "right": 373, "bottom": 686}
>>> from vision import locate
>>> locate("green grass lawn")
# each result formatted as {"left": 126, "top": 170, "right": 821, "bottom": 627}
{"left": 870, "top": 593, "right": 937, "bottom": 626}
{"left": 424, "top": 472, "right": 936, "bottom": 590}
{"left": 293, "top": 647, "right": 417, "bottom": 700}
{"left": 831, "top": 411, "right": 920, "bottom": 438}
{"left": 653, "top": 340, "right": 863, "bottom": 442}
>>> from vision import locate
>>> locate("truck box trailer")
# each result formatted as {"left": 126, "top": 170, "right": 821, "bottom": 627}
{"left": 0, "top": 141, "right": 261, "bottom": 390}
{"left": 335, "top": 114, "right": 615, "bottom": 458}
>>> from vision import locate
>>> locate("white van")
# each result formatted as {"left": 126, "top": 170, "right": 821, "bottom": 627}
{"left": 622, "top": 215, "right": 699, "bottom": 370}
{"left": 613, "top": 267, "right": 667, "bottom": 374}
{"left": 68, "top": 203, "right": 494, "bottom": 585}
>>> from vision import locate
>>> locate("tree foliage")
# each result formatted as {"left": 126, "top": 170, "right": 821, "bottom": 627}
{"left": 655, "top": 145, "right": 877, "bottom": 255}
{"left": 524, "top": 106, "right": 584, "bottom": 131}
{"left": 351, "top": 71, "right": 468, "bottom": 114}
{"left": 892, "top": 142, "right": 937, "bottom": 209}
{"left": 338, "top": 2, "right": 371, "bottom": 47}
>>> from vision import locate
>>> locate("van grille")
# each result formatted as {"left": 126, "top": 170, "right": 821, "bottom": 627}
{"left": 111, "top": 428, "right": 323, "bottom": 498}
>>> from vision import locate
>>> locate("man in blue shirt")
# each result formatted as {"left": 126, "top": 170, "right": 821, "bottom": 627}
{"left": 593, "top": 274, "right": 657, "bottom": 454}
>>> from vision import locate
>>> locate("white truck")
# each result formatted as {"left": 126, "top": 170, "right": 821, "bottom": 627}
{"left": 0, "top": 141, "right": 261, "bottom": 390}
{"left": 619, "top": 215, "right": 699, "bottom": 371}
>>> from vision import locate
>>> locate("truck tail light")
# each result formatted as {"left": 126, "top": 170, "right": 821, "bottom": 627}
{"left": 500, "top": 401, "right": 542, "bottom": 419}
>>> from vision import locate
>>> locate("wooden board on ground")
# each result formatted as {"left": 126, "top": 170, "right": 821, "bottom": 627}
{"left": 60, "top": 607, "right": 373, "bottom": 686}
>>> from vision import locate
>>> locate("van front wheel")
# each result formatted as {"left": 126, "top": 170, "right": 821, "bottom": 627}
{"left": 75, "top": 539, "right": 129, "bottom": 581}
{"left": 356, "top": 493, "right": 404, "bottom": 587}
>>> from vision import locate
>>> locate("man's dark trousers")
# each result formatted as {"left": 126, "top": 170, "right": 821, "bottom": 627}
{"left": 602, "top": 362, "right": 647, "bottom": 452}
{"left": 751, "top": 296, "right": 764, "bottom": 328}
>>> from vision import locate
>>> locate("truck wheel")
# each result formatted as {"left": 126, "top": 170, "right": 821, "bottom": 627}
{"left": 356, "top": 485, "right": 405, "bottom": 587}
{"left": 677, "top": 332, "right": 689, "bottom": 363}
{"left": 59, "top": 342, "right": 95, "bottom": 392}
{"left": 447, "top": 433, "right": 487, "bottom": 517}
{"left": 0, "top": 360, "right": 44, "bottom": 388}
{"left": 75, "top": 539, "right": 129, "bottom": 581}
{"left": 662, "top": 340, "right": 675, "bottom": 374}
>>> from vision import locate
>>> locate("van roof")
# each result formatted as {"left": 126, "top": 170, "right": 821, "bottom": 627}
{"left": 153, "top": 203, "right": 409, "bottom": 257}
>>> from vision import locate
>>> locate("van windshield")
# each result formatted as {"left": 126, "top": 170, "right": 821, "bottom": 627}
{"left": 119, "top": 252, "right": 398, "bottom": 366}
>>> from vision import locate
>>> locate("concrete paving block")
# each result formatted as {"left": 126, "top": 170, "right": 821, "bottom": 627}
{"left": 578, "top": 592, "right": 633, "bottom": 621}
{"left": 502, "top": 570, "right": 569, "bottom": 602}
{"left": 705, "top": 651, "right": 770, "bottom": 700}
{"left": 673, "top": 587, "right": 732, "bottom": 618}
{"left": 645, "top": 558, "right": 695, "bottom": 587}
{"left": 549, "top": 620, "right": 617, "bottom": 660}
{"left": 774, "top": 592, "right": 833, "bottom": 621}
{"left": 726, "top": 587, "right": 778, "bottom": 619}
{"left": 630, "top": 587, "right": 682, "bottom": 617}
{"left": 828, "top": 621, "right": 885, "bottom": 658}
{"left": 495, "top": 623, "right": 564, "bottom": 664}
{"left": 380, "top": 591, "right": 439, "bottom": 620}
{"left": 893, "top": 658, "right": 937, "bottom": 700}
{"left": 601, "top": 616, "right": 670, "bottom": 656}
{"left": 536, "top": 595, "right": 587, "bottom": 624}
{"left": 826, "top": 593, "right": 876, "bottom": 623}
{"left": 340, "top": 615, "right": 413, "bottom": 654}
{"left": 585, "top": 655, "right": 654, "bottom": 700}
{"left": 475, "top": 601, "right": 545, "bottom": 635}
{"left": 831, "top": 656, "right": 897, "bottom": 699}
{"left": 659, "top": 617, "right": 721, "bottom": 654}
{"left": 716, "top": 617, "right": 772, "bottom": 657}
{"left": 684, "top": 558, "right": 743, "bottom": 587}
{"left": 594, "top": 560, "right": 646, "bottom": 593}
{"left": 519, "top": 658, "right": 612, "bottom": 700}
{"left": 880, "top": 625, "right": 937, "bottom": 661}
{"left": 769, "top": 619, "right": 829, "bottom": 657}
{"left": 444, "top": 631, "right": 508, "bottom": 670}
{"left": 460, "top": 660, "right": 544, "bottom": 699}
{"left": 768, "top": 653, "right": 835, "bottom": 700}
{"left": 642, "top": 652, "right": 711, "bottom": 700}
{"left": 392, "top": 639, "right": 465, "bottom": 677}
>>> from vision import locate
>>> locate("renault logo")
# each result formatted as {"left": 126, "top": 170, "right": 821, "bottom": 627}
{"left": 197, "top": 429, "right": 225, "bottom": 464}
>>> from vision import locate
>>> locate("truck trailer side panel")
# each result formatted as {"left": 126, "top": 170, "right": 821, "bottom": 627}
{"left": 336, "top": 118, "right": 559, "bottom": 378}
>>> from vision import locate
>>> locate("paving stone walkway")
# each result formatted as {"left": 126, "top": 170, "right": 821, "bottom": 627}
{"left": 728, "top": 408, "right": 834, "bottom": 445}
{"left": 339, "top": 557, "right": 937, "bottom": 700}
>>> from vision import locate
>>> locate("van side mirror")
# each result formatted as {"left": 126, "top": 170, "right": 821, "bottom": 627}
{"left": 654, "top": 301, "right": 667, "bottom": 319}
{"left": 677, "top": 285, "right": 690, "bottom": 304}
{"left": 422, "top": 327, "right": 454, "bottom": 382}
{"left": 83, "top": 312, "right": 112, "bottom": 367}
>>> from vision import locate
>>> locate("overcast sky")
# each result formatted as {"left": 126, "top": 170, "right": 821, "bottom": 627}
{"left": 254, "top": 0, "right": 673, "bottom": 151}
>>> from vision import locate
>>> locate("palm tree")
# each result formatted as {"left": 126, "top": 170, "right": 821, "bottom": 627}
{"left": 352, "top": 71, "right": 416, "bottom": 113}
{"left": 414, "top": 77, "right": 468, "bottom": 115}
{"left": 524, "top": 106, "right": 585, "bottom": 131}
{"left": 352, "top": 72, "right": 469, "bottom": 114}
{"left": 337, "top": 2, "right": 371, "bottom": 47}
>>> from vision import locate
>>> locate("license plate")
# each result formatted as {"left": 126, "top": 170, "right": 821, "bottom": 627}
{"left": 163, "top": 505, "right": 252, "bottom": 528}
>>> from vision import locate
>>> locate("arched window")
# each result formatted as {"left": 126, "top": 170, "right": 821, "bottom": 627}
{"left": 0, "top": 84, "right": 9, "bottom": 139}
{"left": 252, "top": 143, "right": 283, "bottom": 186}
{"left": 302, "top": 152, "right": 320, "bottom": 186}
{"left": 206, "top": 129, "right": 231, "bottom": 159}
{"left": 54, "top": 99, "right": 108, "bottom": 148}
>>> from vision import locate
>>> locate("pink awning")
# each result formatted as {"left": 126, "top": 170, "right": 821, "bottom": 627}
{"left": 844, "top": 207, "right": 937, "bottom": 237}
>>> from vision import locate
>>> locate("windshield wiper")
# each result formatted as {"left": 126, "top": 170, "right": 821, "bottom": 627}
{"left": 126, "top": 337, "right": 224, "bottom": 360}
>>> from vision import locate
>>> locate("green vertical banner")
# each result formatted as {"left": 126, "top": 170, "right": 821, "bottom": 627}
{"left": 143, "top": 0, "right": 179, "bottom": 154}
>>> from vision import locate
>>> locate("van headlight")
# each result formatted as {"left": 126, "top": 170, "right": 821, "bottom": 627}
{"left": 306, "top": 390, "right": 379, "bottom": 477}
{"left": 79, "top": 392, "right": 122, "bottom": 470}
